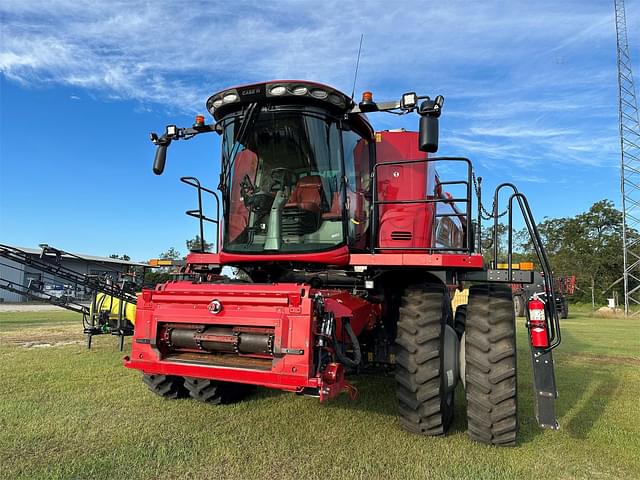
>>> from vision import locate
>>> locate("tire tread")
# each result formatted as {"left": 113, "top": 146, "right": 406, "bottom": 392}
{"left": 465, "top": 284, "right": 518, "bottom": 446}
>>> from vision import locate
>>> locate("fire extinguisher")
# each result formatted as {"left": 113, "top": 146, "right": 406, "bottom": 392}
{"left": 528, "top": 295, "right": 549, "bottom": 348}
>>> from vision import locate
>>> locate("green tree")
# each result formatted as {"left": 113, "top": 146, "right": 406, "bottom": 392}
{"left": 477, "top": 223, "right": 508, "bottom": 265}
{"left": 143, "top": 270, "right": 172, "bottom": 287}
{"left": 186, "top": 235, "right": 214, "bottom": 253}
{"left": 159, "top": 247, "right": 182, "bottom": 260}
{"left": 109, "top": 254, "right": 131, "bottom": 261}
{"left": 520, "top": 200, "right": 627, "bottom": 305}
{"left": 145, "top": 247, "right": 182, "bottom": 287}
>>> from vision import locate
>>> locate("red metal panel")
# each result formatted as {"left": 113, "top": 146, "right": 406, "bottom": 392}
{"left": 125, "top": 281, "right": 356, "bottom": 401}
{"left": 320, "top": 289, "right": 381, "bottom": 339}
{"left": 375, "top": 131, "right": 435, "bottom": 251}
{"left": 218, "top": 245, "right": 350, "bottom": 266}
{"left": 186, "top": 252, "right": 221, "bottom": 265}
{"left": 349, "top": 252, "right": 484, "bottom": 269}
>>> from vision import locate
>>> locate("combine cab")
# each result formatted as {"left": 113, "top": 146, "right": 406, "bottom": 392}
{"left": 126, "top": 81, "right": 561, "bottom": 445}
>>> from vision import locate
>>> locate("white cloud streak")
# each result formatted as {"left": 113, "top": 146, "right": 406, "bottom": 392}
{"left": 0, "top": 0, "right": 631, "bottom": 173}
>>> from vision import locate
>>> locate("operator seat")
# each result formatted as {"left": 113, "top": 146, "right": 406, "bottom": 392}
{"left": 284, "top": 175, "right": 323, "bottom": 213}
{"left": 282, "top": 175, "right": 323, "bottom": 235}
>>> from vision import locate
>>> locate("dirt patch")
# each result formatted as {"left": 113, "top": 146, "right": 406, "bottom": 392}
{"left": 1, "top": 324, "right": 82, "bottom": 346}
{"left": 22, "top": 340, "right": 84, "bottom": 348}
{"left": 0, "top": 304, "right": 77, "bottom": 313}
{"left": 565, "top": 352, "right": 640, "bottom": 366}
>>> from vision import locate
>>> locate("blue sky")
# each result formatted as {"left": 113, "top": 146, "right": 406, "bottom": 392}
{"left": 0, "top": 0, "right": 638, "bottom": 261}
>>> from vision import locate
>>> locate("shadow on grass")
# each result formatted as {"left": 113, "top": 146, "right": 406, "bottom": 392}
{"left": 552, "top": 326, "right": 623, "bottom": 439}
{"left": 318, "top": 326, "right": 622, "bottom": 445}
{"left": 564, "top": 376, "right": 620, "bottom": 439}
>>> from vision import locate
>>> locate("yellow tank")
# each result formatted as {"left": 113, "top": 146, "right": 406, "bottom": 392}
{"left": 451, "top": 288, "right": 469, "bottom": 312}
{"left": 92, "top": 293, "right": 137, "bottom": 324}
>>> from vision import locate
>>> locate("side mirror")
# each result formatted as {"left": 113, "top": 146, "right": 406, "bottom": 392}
{"left": 150, "top": 130, "right": 173, "bottom": 175}
{"left": 419, "top": 115, "right": 439, "bottom": 153}
{"left": 418, "top": 95, "right": 444, "bottom": 153}
{"left": 153, "top": 144, "right": 168, "bottom": 175}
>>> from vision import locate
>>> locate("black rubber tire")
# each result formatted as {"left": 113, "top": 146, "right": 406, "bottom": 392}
{"left": 454, "top": 304, "right": 467, "bottom": 339}
{"left": 513, "top": 294, "right": 525, "bottom": 317}
{"left": 465, "top": 284, "right": 518, "bottom": 446}
{"left": 560, "top": 298, "right": 568, "bottom": 319}
{"left": 142, "top": 374, "right": 188, "bottom": 399}
{"left": 395, "top": 283, "right": 454, "bottom": 436}
{"left": 184, "top": 377, "right": 254, "bottom": 404}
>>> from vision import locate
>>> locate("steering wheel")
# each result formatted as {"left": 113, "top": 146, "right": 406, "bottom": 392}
{"left": 246, "top": 191, "right": 275, "bottom": 213}
{"left": 240, "top": 174, "right": 256, "bottom": 199}
{"left": 270, "top": 167, "right": 296, "bottom": 191}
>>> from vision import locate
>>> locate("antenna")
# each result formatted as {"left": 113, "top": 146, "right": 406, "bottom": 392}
{"left": 350, "top": 34, "right": 364, "bottom": 100}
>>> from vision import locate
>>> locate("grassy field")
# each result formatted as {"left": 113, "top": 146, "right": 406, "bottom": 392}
{"left": 0, "top": 308, "right": 638, "bottom": 479}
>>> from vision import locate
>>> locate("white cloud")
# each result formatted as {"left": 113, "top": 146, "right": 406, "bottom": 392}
{"left": 0, "top": 0, "right": 630, "bottom": 173}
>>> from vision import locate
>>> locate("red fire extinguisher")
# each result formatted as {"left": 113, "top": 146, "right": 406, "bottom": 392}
{"left": 528, "top": 296, "right": 549, "bottom": 348}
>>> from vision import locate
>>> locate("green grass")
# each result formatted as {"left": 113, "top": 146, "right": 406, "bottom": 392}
{"left": 0, "top": 310, "right": 639, "bottom": 479}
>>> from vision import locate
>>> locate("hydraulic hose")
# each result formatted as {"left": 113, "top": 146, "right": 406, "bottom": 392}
{"left": 333, "top": 320, "right": 361, "bottom": 368}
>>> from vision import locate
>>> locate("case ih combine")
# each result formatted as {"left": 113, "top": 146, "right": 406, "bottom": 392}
{"left": 125, "top": 80, "right": 561, "bottom": 446}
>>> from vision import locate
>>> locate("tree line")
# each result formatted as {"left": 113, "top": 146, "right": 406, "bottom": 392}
{"left": 508, "top": 199, "right": 629, "bottom": 305}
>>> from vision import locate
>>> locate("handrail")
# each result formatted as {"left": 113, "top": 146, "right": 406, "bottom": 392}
{"left": 370, "top": 157, "right": 473, "bottom": 253}
{"left": 180, "top": 177, "right": 221, "bottom": 253}
{"left": 491, "top": 183, "right": 561, "bottom": 351}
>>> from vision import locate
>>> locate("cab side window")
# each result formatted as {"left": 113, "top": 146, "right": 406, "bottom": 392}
{"left": 342, "top": 130, "right": 372, "bottom": 248}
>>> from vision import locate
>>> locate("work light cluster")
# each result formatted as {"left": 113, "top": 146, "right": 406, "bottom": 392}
{"left": 206, "top": 81, "right": 351, "bottom": 118}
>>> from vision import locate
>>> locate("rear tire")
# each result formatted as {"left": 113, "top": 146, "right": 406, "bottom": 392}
{"left": 454, "top": 304, "right": 467, "bottom": 339}
{"left": 184, "top": 377, "right": 254, "bottom": 404}
{"left": 465, "top": 284, "right": 518, "bottom": 446}
{"left": 395, "top": 283, "right": 455, "bottom": 436}
{"left": 513, "top": 294, "right": 525, "bottom": 317}
{"left": 143, "top": 374, "right": 187, "bottom": 399}
{"left": 560, "top": 297, "right": 568, "bottom": 319}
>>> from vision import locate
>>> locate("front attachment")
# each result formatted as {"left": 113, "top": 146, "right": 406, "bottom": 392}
{"left": 124, "top": 282, "right": 373, "bottom": 403}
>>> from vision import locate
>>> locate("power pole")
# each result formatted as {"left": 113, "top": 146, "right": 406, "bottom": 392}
{"left": 615, "top": 0, "right": 640, "bottom": 316}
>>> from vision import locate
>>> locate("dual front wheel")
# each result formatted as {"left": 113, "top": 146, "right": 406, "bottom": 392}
{"left": 143, "top": 374, "right": 254, "bottom": 404}
{"left": 395, "top": 282, "right": 518, "bottom": 446}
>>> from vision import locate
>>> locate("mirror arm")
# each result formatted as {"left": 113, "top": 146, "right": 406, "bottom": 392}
{"left": 149, "top": 123, "right": 216, "bottom": 175}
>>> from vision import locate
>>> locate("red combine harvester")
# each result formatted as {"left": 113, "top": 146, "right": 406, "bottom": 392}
{"left": 125, "top": 81, "right": 561, "bottom": 445}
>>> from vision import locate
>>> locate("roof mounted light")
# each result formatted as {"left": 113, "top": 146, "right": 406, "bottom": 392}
{"left": 206, "top": 81, "right": 353, "bottom": 120}
{"left": 329, "top": 94, "right": 345, "bottom": 107}
{"left": 269, "top": 85, "right": 287, "bottom": 96}
{"left": 310, "top": 89, "right": 329, "bottom": 99}
{"left": 401, "top": 92, "right": 418, "bottom": 110}
{"left": 359, "top": 91, "right": 377, "bottom": 112}
{"left": 223, "top": 93, "right": 239, "bottom": 103}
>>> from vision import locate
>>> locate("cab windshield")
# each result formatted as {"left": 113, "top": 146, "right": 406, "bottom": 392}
{"left": 220, "top": 106, "right": 345, "bottom": 253}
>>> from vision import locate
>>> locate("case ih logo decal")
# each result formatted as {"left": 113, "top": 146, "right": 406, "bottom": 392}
{"left": 208, "top": 299, "right": 223, "bottom": 314}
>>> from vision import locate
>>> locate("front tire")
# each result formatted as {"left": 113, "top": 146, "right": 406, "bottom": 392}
{"left": 143, "top": 374, "right": 188, "bottom": 399}
{"left": 465, "top": 284, "right": 518, "bottom": 446}
{"left": 513, "top": 294, "right": 525, "bottom": 317}
{"left": 395, "top": 283, "right": 456, "bottom": 436}
{"left": 184, "top": 377, "right": 254, "bottom": 404}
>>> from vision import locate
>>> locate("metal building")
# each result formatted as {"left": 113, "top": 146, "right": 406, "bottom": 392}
{"left": 0, "top": 246, "right": 146, "bottom": 303}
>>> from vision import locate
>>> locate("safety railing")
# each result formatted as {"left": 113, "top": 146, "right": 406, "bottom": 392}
{"left": 491, "top": 183, "right": 561, "bottom": 351}
{"left": 370, "top": 157, "right": 473, "bottom": 253}
{"left": 180, "top": 177, "right": 221, "bottom": 253}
